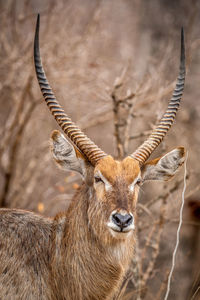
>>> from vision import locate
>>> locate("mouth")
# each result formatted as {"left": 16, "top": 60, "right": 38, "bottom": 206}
{"left": 107, "top": 222, "right": 135, "bottom": 234}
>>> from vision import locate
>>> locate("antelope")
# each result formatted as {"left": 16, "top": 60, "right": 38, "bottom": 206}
{"left": 0, "top": 15, "right": 186, "bottom": 300}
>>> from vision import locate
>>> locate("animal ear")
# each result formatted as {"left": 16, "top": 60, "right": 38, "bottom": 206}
{"left": 141, "top": 147, "right": 185, "bottom": 182}
{"left": 50, "top": 130, "right": 91, "bottom": 177}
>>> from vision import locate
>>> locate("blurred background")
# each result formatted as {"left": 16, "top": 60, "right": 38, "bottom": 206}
{"left": 0, "top": 0, "right": 200, "bottom": 299}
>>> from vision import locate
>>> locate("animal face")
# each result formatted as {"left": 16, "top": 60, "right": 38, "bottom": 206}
{"left": 51, "top": 131, "right": 185, "bottom": 243}
{"left": 92, "top": 156, "right": 140, "bottom": 238}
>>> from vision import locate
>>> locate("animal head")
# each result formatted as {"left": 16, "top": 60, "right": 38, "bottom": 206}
{"left": 34, "top": 15, "right": 186, "bottom": 242}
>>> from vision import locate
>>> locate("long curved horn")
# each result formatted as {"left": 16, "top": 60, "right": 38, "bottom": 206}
{"left": 131, "top": 28, "right": 185, "bottom": 164}
{"left": 34, "top": 14, "right": 107, "bottom": 166}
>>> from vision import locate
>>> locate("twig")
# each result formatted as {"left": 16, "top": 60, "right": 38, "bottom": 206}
{"left": 164, "top": 152, "right": 188, "bottom": 300}
{"left": 155, "top": 270, "right": 170, "bottom": 300}
{"left": 0, "top": 88, "right": 37, "bottom": 207}
{"left": 185, "top": 183, "right": 200, "bottom": 199}
{"left": 145, "top": 178, "right": 184, "bottom": 208}
{"left": 0, "top": 75, "right": 33, "bottom": 158}
{"left": 140, "top": 199, "right": 167, "bottom": 298}
{"left": 114, "top": 271, "right": 133, "bottom": 300}
{"left": 191, "top": 286, "right": 200, "bottom": 300}
{"left": 129, "top": 130, "right": 152, "bottom": 140}
{"left": 111, "top": 74, "right": 135, "bottom": 159}
{"left": 137, "top": 203, "right": 153, "bottom": 218}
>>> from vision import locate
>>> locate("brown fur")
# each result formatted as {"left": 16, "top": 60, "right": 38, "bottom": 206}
{"left": 0, "top": 156, "right": 139, "bottom": 300}
{"left": 0, "top": 147, "right": 185, "bottom": 299}
{"left": 96, "top": 156, "right": 140, "bottom": 185}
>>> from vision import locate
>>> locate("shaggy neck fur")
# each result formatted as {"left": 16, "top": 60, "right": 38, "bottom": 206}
{"left": 50, "top": 183, "right": 135, "bottom": 300}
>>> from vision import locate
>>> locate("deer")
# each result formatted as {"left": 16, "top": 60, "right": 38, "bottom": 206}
{"left": 0, "top": 14, "right": 186, "bottom": 300}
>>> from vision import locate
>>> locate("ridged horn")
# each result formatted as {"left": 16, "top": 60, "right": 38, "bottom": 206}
{"left": 131, "top": 28, "right": 185, "bottom": 164}
{"left": 34, "top": 14, "right": 107, "bottom": 166}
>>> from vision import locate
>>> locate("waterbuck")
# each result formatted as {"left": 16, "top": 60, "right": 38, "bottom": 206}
{"left": 0, "top": 15, "right": 186, "bottom": 300}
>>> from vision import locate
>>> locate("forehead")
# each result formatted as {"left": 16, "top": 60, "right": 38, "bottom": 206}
{"left": 95, "top": 156, "right": 140, "bottom": 184}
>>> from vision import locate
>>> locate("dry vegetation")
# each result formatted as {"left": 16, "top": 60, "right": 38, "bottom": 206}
{"left": 0, "top": 0, "right": 200, "bottom": 299}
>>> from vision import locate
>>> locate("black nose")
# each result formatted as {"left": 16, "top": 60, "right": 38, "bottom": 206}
{"left": 112, "top": 213, "right": 133, "bottom": 229}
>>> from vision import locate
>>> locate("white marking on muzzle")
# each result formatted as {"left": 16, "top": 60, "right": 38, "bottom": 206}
{"left": 107, "top": 210, "right": 135, "bottom": 233}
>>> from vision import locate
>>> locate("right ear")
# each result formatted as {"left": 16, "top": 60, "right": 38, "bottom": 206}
{"left": 50, "top": 130, "right": 92, "bottom": 178}
{"left": 141, "top": 147, "right": 185, "bottom": 182}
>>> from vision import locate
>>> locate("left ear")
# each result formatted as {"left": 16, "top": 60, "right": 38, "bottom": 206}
{"left": 50, "top": 130, "right": 92, "bottom": 178}
{"left": 141, "top": 147, "right": 186, "bottom": 182}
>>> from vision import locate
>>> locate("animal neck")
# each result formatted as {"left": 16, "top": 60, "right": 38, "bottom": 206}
{"left": 50, "top": 183, "right": 135, "bottom": 300}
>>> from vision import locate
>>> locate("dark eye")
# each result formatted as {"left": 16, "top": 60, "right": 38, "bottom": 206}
{"left": 136, "top": 178, "right": 142, "bottom": 185}
{"left": 94, "top": 176, "right": 103, "bottom": 183}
